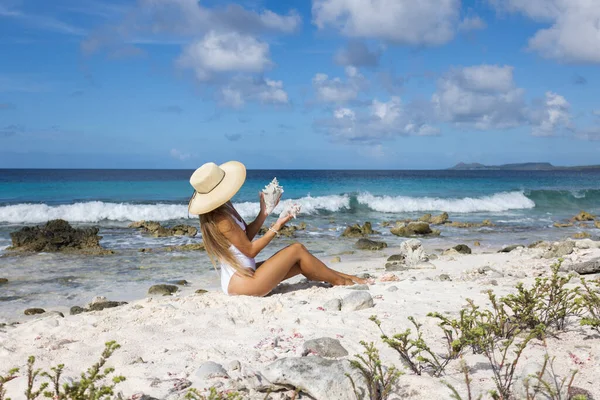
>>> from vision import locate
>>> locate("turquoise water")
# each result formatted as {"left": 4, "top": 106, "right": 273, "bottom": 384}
{"left": 0, "top": 169, "right": 599, "bottom": 322}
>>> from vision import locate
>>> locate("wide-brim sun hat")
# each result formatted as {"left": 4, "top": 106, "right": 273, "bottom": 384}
{"left": 188, "top": 161, "right": 246, "bottom": 215}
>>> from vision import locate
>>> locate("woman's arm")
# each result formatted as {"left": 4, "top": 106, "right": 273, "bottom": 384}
{"left": 245, "top": 192, "right": 270, "bottom": 241}
{"left": 218, "top": 213, "right": 292, "bottom": 259}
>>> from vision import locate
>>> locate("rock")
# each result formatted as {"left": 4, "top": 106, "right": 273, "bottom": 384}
{"left": 259, "top": 225, "right": 300, "bottom": 237}
{"left": 195, "top": 361, "right": 229, "bottom": 380}
{"left": 228, "top": 360, "right": 241, "bottom": 371}
{"left": 543, "top": 241, "right": 575, "bottom": 259}
{"left": 439, "top": 274, "right": 451, "bottom": 281}
{"left": 386, "top": 286, "right": 399, "bottom": 292}
{"left": 303, "top": 337, "right": 348, "bottom": 358}
{"left": 90, "top": 296, "right": 107, "bottom": 305}
{"left": 453, "top": 244, "right": 472, "bottom": 254}
{"left": 573, "top": 232, "right": 591, "bottom": 239}
{"left": 129, "top": 220, "right": 197, "bottom": 237}
{"left": 430, "top": 212, "right": 449, "bottom": 225}
{"left": 330, "top": 256, "right": 341, "bottom": 263}
{"left": 442, "top": 248, "right": 460, "bottom": 256}
{"left": 478, "top": 266, "right": 493, "bottom": 274}
{"left": 195, "top": 289, "right": 208, "bottom": 295}
{"left": 347, "top": 284, "right": 369, "bottom": 290}
{"left": 8, "top": 219, "right": 112, "bottom": 255}
{"left": 573, "top": 211, "right": 595, "bottom": 221}
{"left": 474, "top": 241, "right": 481, "bottom": 246}
{"left": 0, "top": 278, "right": 7, "bottom": 284}
{"left": 342, "top": 222, "right": 376, "bottom": 238}
{"left": 88, "top": 301, "right": 127, "bottom": 312}
{"left": 24, "top": 308, "right": 46, "bottom": 315}
{"left": 498, "top": 244, "right": 523, "bottom": 253}
{"left": 563, "top": 258, "right": 600, "bottom": 275}
{"left": 419, "top": 213, "right": 432, "bottom": 222}
{"left": 445, "top": 220, "right": 495, "bottom": 228}
{"left": 575, "top": 239, "right": 600, "bottom": 249}
{"left": 173, "top": 280, "right": 189, "bottom": 286}
{"left": 390, "top": 221, "right": 434, "bottom": 237}
{"left": 148, "top": 284, "right": 179, "bottom": 296}
{"left": 400, "top": 239, "right": 428, "bottom": 266}
{"left": 387, "top": 254, "right": 405, "bottom": 262}
{"left": 70, "top": 306, "right": 85, "bottom": 315}
{"left": 341, "top": 292, "right": 374, "bottom": 311}
{"left": 323, "top": 298, "right": 341, "bottom": 311}
{"left": 553, "top": 221, "right": 574, "bottom": 228}
{"left": 354, "top": 238, "right": 387, "bottom": 250}
{"left": 596, "top": 221, "right": 600, "bottom": 229}
{"left": 261, "top": 357, "right": 365, "bottom": 400}
{"left": 380, "top": 273, "right": 400, "bottom": 281}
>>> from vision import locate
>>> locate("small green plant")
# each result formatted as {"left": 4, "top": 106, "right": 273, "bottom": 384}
{"left": 502, "top": 261, "right": 579, "bottom": 333}
{"left": 428, "top": 305, "right": 481, "bottom": 358}
{"left": 25, "top": 356, "right": 48, "bottom": 400}
{"left": 185, "top": 387, "right": 244, "bottom": 400}
{"left": 524, "top": 353, "right": 578, "bottom": 400}
{"left": 0, "top": 341, "right": 125, "bottom": 400}
{"left": 577, "top": 277, "right": 600, "bottom": 333}
{"left": 443, "top": 359, "right": 482, "bottom": 400}
{"left": 346, "top": 341, "right": 402, "bottom": 400}
{"left": 0, "top": 367, "right": 20, "bottom": 400}
{"left": 370, "top": 315, "right": 451, "bottom": 377}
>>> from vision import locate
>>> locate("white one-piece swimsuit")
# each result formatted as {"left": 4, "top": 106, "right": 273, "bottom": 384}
{"left": 220, "top": 216, "right": 256, "bottom": 295}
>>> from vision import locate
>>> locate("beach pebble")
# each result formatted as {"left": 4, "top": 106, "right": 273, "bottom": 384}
{"left": 341, "top": 292, "right": 374, "bottom": 311}
{"left": 347, "top": 284, "right": 369, "bottom": 291}
{"left": 354, "top": 238, "right": 387, "bottom": 250}
{"left": 147, "top": 284, "right": 178, "bottom": 296}
{"left": 88, "top": 301, "right": 127, "bottom": 312}
{"left": 228, "top": 360, "right": 241, "bottom": 371}
{"left": 172, "top": 280, "right": 189, "bottom": 286}
{"left": 0, "top": 278, "right": 8, "bottom": 284}
{"left": 195, "top": 361, "right": 229, "bottom": 380}
{"left": 439, "top": 274, "right": 452, "bottom": 281}
{"left": 498, "top": 244, "right": 523, "bottom": 253}
{"left": 24, "top": 308, "right": 45, "bottom": 315}
{"left": 261, "top": 357, "right": 365, "bottom": 400}
{"left": 70, "top": 306, "right": 85, "bottom": 315}
{"left": 386, "top": 286, "right": 399, "bottom": 292}
{"left": 453, "top": 244, "right": 472, "bottom": 254}
{"left": 302, "top": 337, "right": 348, "bottom": 358}
{"left": 323, "top": 299, "right": 341, "bottom": 311}
{"left": 474, "top": 241, "right": 481, "bottom": 246}
{"left": 195, "top": 289, "right": 208, "bottom": 294}
{"left": 330, "top": 256, "right": 341, "bottom": 263}
{"left": 379, "top": 273, "right": 400, "bottom": 282}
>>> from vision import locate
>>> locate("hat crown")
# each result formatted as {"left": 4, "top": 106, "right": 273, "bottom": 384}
{"left": 190, "top": 162, "right": 226, "bottom": 194}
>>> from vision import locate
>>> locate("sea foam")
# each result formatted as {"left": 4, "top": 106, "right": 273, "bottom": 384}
{"left": 0, "top": 191, "right": 536, "bottom": 223}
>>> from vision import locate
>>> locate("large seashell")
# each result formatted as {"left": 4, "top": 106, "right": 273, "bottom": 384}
{"left": 279, "top": 203, "right": 301, "bottom": 220}
{"left": 262, "top": 178, "right": 283, "bottom": 215}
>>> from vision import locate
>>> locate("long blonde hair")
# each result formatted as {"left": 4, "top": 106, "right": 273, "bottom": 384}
{"left": 199, "top": 204, "right": 252, "bottom": 277}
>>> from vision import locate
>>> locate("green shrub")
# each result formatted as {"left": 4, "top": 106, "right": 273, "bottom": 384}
{"left": 347, "top": 341, "right": 402, "bottom": 400}
{"left": 443, "top": 359, "right": 482, "bottom": 400}
{"left": 577, "top": 277, "right": 600, "bottom": 333}
{"left": 523, "top": 353, "right": 578, "bottom": 400}
{"left": 185, "top": 387, "right": 244, "bottom": 400}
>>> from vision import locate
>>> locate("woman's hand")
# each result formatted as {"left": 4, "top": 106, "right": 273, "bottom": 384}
{"left": 259, "top": 191, "right": 282, "bottom": 217}
{"left": 273, "top": 213, "right": 294, "bottom": 231}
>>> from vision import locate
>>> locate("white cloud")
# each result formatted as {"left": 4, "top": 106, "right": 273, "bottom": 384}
{"left": 318, "top": 96, "right": 439, "bottom": 143}
{"left": 531, "top": 92, "right": 572, "bottom": 136}
{"left": 458, "top": 16, "right": 487, "bottom": 32}
{"left": 170, "top": 148, "right": 191, "bottom": 161}
{"left": 432, "top": 65, "right": 528, "bottom": 130}
{"left": 219, "top": 77, "right": 289, "bottom": 108}
{"left": 491, "top": 0, "right": 600, "bottom": 63}
{"left": 177, "top": 31, "right": 271, "bottom": 81}
{"left": 312, "top": 0, "right": 460, "bottom": 46}
{"left": 312, "top": 66, "right": 366, "bottom": 103}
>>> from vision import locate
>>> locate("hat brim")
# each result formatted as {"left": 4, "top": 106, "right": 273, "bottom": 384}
{"left": 188, "top": 161, "right": 246, "bottom": 215}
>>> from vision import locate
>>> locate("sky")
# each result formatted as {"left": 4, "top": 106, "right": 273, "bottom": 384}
{"left": 1, "top": 0, "right": 600, "bottom": 170}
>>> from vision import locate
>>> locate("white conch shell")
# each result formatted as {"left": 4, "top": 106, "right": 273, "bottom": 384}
{"left": 279, "top": 203, "right": 301, "bottom": 219}
{"left": 262, "top": 178, "right": 283, "bottom": 215}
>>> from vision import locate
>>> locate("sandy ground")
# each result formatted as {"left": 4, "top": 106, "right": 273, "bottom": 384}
{"left": 1, "top": 240, "right": 599, "bottom": 399}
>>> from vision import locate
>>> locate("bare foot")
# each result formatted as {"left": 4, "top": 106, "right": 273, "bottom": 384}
{"left": 332, "top": 277, "right": 355, "bottom": 286}
{"left": 337, "top": 272, "right": 367, "bottom": 284}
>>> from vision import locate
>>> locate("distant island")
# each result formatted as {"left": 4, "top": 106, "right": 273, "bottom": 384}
{"left": 448, "top": 162, "right": 600, "bottom": 171}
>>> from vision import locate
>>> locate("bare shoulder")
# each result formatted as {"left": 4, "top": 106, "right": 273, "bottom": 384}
{"left": 215, "top": 213, "right": 237, "bottom": 234}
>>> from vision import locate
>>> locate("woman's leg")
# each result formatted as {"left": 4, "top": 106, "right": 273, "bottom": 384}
{"left": 228, "top": 243, "right": 353, "bottom": 296}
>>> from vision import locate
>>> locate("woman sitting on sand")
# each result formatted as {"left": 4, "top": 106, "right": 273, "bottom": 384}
{"left": 188, "top": 161, "right": 365, "bottom": 296}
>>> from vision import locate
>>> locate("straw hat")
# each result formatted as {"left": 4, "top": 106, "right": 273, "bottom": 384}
{"left": 188, "top": 161, "right": 246, "bottom": 215}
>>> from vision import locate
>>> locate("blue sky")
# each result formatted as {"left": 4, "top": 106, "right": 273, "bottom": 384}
{"left": 1, "top": 0, "right": 599, "bottom": 169}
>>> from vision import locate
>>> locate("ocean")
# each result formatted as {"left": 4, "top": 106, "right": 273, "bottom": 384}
{"left": 1, "top": 168, "right": 599, "bottom": 322}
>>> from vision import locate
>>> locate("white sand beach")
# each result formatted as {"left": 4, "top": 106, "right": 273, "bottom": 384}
{"left": 1, "top": 239, "right": 599, "bottom": 399}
